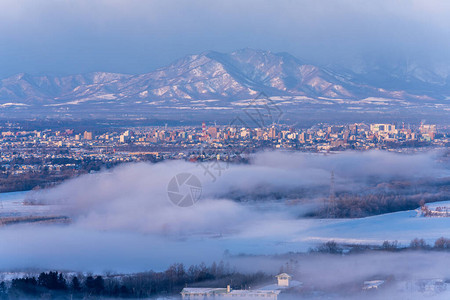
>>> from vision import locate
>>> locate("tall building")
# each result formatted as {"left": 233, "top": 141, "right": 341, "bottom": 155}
{"left": 370, "top": 124, "right": 396, "bottom": 133}
{"left": 299, "top": 132, "right": 305, "bottom": 143}
{"left": 202, "top": 122, "right": 206, "bottom": 136}
{"left": 268, "top": 127, "right": 277, "bottom": 139}
{"left": 420, "top": 124, "right": 437, "bottom": 134}
{"left": 207, "top": 127, "right": 218, "bottom": 139}
{"left": 83, "top": 131, "right": 93, "bottom": 140}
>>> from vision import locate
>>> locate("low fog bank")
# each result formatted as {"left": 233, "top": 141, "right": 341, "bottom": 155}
{"left": 2, "top": 249, "right": 450, "bottom": 299}
{"left": 223, "top": 250, "right": 450, "bottom": 299}
{"left": 0, "top": 150, "right": 448, "bottom": 274}
{"left": 26, "top": 149, "right": 449, "bottom": 234}
{"left": 0, "top": 225, "right": 226, "bottom": 273}
{"left": 232, "top": 251, "right": 450, "bottom": 291}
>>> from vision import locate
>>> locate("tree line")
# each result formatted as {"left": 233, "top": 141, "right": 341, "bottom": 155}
{"left": 309, "top": 237, "right": 450, "bottom": 254}
{"left": 311, "top": 191, "right": 449, "bottom": 219}
{"left": 0, "top": 262, "right": 270, "bottom": 299}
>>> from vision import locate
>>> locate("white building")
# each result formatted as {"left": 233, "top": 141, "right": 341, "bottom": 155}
{"left": 363, "top": 280, "right": 385, "bottom": 290}
{"left": 181, "top": 287, "right": 280, "bottom": 299}
{"left": 181, "top": 273, "right": 301, "bottom": 300}
{"left": 275, "top": 273, "right": 291, "bottom": 287}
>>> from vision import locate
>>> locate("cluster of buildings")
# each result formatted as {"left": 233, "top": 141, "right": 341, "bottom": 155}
{"left": 122, "top": 122, "right": 444, "bottom": 149}
{"left": 180, "top": 273, "right": 450, "bottom": 299}
{"left": 116, "top": 122, "right": 445, "bottom": 151}
{"left": 0, "top": 122, "right": 447, "bottom": 177}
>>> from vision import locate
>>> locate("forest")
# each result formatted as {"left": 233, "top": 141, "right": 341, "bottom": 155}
{"left": 1, "top": 262, "right": 270, "bottom": 299}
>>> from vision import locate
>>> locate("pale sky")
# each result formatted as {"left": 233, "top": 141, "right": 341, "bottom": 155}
{"left": 0, "top": 0, "right": 449, "bottom": 78}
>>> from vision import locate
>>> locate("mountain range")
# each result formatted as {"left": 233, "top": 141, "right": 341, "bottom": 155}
{"left": 0, "top": 49, "right": 448, "bottom": 120}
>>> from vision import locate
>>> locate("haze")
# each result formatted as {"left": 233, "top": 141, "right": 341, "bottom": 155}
{"left": 0, "top": 150, "right": 447, "bottom": 273}
{"left": 1, "top": 0, "right": 450, "bottom": 78}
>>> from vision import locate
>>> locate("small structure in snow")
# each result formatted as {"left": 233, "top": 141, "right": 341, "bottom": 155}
{"left": 363, "top": 280, "right": 385, "bottom": 290}
{"left": 276, "top": 273, "right": 292, "bottom": 287}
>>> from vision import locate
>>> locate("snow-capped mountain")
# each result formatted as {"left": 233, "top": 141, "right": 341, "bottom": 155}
{"left": 0, "top": 49, "right": 448, "bottom": 119}
{"left": 329, "top": 57, "right": 450, "bottom": 97}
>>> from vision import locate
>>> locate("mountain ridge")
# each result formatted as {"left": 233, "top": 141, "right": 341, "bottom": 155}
{"left": 0, "top": 49, "right": 447, "bottom": 112}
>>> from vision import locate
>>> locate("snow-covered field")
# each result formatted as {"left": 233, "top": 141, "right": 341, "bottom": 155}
{"left": 1, "top": 186, "right": 450, "bottom": 299}
{"left": 0, "top": 191, "right": 60, "bottom": 218}
{"left": 299, "top": 202, "right": 450, "bottom": 247}
{"left": 1, "top": 190, "right": 449, "bottom": 272}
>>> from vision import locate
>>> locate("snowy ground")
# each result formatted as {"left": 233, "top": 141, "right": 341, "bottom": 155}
{"left": 1, "top": 191, "right": 450, "bottom": 299}
{"left": 298, "top": 203, "right": 450, "bottom": 247}
{"left": 0, "top": 191, "right": 61, "bottom": 218}
{"left": 0, "top": 191, "right": 449, "bottom": 273}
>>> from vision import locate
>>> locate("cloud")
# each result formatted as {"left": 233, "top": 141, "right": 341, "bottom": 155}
{"left": 231, "top": 251, "right": 450, "bottom": 299}
{"left": 0, "top": 150, "right": 447, "bottom": 275}
{"left": 29, "top": 161, "right": 255, "bottom": 234}
{"left": 26, "top": 150, "right": 446, "bottom": 234}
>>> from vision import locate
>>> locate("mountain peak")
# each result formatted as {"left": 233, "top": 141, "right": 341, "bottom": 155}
{"left": 231, "top": 48, "right": 272, "bottom": 56}
{"left": 0, "top": 49, "right": 447, "bottom": 112}
{"left": 7, "top": 72, "right": 32, "bottom": 82}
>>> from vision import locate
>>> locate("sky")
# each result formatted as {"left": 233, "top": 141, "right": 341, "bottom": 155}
{"left": 0, "top": 0, "right": 450, "bottom": 78}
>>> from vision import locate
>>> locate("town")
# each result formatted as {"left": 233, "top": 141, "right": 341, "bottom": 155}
{"left": 0, "top": 121, "right": 448, "bottom": 192}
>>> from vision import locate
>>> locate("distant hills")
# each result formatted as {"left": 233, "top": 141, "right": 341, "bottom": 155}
{"left": 0, "top": 49, "right": 448, "bottom": 121}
